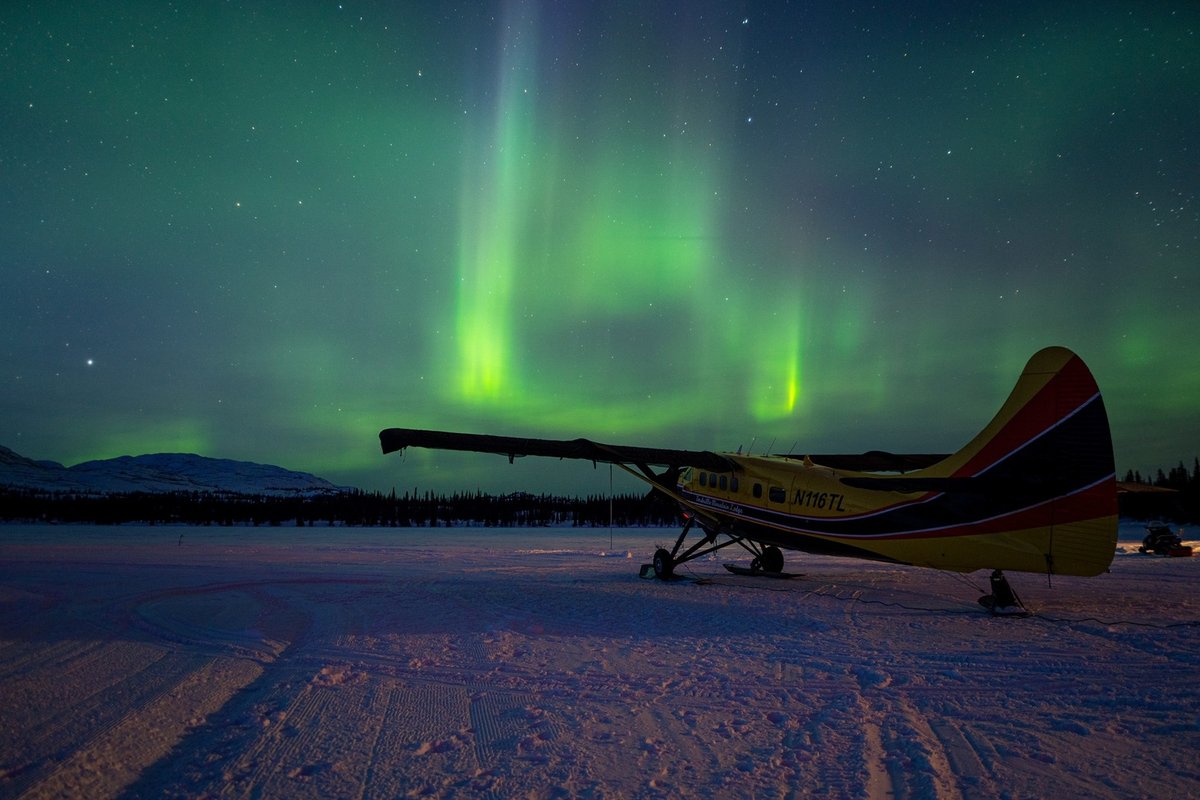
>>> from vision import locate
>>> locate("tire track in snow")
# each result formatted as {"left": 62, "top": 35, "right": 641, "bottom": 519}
{"left": 843, "top": 588, "right": 964, "bottom": 800}
{"left": 131, "top": 584, "right": 302, "bottom": 662}
{"left": 775, "top": 573, "right": 1165, "bottom": 800}
{"left": 882, "top": 692, "right": 964, "bottom": 800}
{"left": 366, "top": 683, "right": 474, "bottom": 798}
{"left": 847, "top": 663, "right": 970, "bottom": 800}
{"left": 20, "top": 656, "right": 262, "bottom": 800}
{"left": 778, "top": 588, "right": 974, "bottom": 800}
{"left": 860, "top": 710, "right": 892, "bottom": 800}
{"left": 1, "top": 646, "right": 197, "bottom": 795}
{"left": 213, "top": 667, "right": 478, "bottom": 798}
{"left": 354, "top": 682, "right": 392, "bottom": 800}
{"left": 787, "top": 690, "right": 872, "bottom": 797}
{"left": 0, "top": 639, "right": 108, "bottom": 684}
{"left": 928, "top": 720, "right": 1000, "bottom": 800}
{"left": 764, "top": 640, "right": 879, "bottom": 797}
{"left": 469, "top": 686, "right": 535, "bottom": 766}
{"left": 221, "top": 676, "right": 331, "bottom": 796}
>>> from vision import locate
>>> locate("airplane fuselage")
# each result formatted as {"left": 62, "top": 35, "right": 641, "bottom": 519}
{"left": 676, "top": 451, "right": 1117, "bottom": 576}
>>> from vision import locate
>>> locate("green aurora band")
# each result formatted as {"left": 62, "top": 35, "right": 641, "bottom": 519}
{"left": 1, "top": 1, "right": 1197, "bottom": 493}
{"left": 450, "top": 1, "right": 804, "bottom": 434}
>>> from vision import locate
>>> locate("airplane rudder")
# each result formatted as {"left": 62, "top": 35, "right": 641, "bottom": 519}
{"left": 998, "top": 347, "right": 1116, "bottom": 496}
{"left": 952, "top": 347, "right": 1113, "bottom": 480}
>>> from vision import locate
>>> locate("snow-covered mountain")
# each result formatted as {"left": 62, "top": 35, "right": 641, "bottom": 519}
{"left": 0, "top": 445, "right": 352, "bottom": 496}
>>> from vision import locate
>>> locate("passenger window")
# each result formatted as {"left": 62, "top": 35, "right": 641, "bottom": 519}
{"left": 753, "top": 483, "right": 763, "bottom": 499}
{"left": 769, "top": 487, "right": 786, "bottom": 503}
{"left": 699, "top": 472, "right": 707, "bottom": 487}
{"left": 719, "top": 475, "right": 728, "bottom": 490}
{"left": 730, "top": 477, "right": 739, "bottom": 492}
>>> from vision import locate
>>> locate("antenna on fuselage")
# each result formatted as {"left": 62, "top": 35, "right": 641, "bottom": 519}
{"left": 747, "top": 436, "right": 757, "bottom": 456}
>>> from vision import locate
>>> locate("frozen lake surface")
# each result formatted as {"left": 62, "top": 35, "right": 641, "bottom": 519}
{"left": 1, "top": 522, "right": 1197, "bottom": 799}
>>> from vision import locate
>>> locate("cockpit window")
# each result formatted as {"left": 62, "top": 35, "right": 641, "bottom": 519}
{"left": 769, "top": 487, "right": 786, "bottom": 503}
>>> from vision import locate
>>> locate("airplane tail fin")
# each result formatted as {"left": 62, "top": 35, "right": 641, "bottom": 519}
{"left": 939, "top": 346, "right": 1118, "bottom": 575}
{"left": 940, "top": 348, "right": 1114, "bottom": 479}
{"left": 842, "top": 347, "right": 1117, "bottom": 576}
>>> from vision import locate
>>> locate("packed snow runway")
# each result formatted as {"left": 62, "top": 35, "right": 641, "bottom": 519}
{"left": 1, "top": 523, "right": 1197, "bottom": 799}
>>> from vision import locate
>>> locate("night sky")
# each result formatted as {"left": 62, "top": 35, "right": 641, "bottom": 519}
{"left": 3, "top": 1, "right": 1197, "bottom": 495}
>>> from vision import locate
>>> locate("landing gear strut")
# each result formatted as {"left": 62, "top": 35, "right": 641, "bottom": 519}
{"left": 643, "top": 515, "right": 784, "bottom": 580}
{"left": 646, "top": 516, "right": 734, "bottom": 580}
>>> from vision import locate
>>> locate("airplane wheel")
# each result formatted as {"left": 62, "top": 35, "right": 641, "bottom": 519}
{"left": 653, "top": 548, "right": 674, "bottom": 580}
{"left": 760, "top": 546, "right": 784, "bottom": 574}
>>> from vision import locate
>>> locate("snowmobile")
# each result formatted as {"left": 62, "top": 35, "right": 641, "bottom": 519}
{"left": 1138, "top": 523, "right": 1194, "bottom": 557}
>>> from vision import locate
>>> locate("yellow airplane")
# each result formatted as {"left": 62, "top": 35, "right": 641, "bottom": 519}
{"left": 381, "top": 347, "right": 1117, "bottom": 610}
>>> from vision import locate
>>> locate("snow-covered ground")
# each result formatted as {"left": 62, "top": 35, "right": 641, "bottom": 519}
{"left": 1, "top": 521, "right": 1197, "bottom": 799}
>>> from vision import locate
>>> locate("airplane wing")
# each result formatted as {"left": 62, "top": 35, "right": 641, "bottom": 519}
{"left": 381, "top": 429, "right": 949, "bottom": 477}
{"left": 379, "top": 428, "right": 739, "bottom": 473}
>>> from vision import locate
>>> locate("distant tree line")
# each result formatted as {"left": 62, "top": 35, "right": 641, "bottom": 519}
{"left": 1119, "top": 457, "right": 1200, "bottom": 523}
{"left": 4, "top": 457, "right": 1198, "bottom": 526}
{"left": 0, "top": 487, "right": 681, "bottom": 528}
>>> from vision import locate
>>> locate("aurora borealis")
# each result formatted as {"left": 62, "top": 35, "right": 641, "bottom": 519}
{"left": 3, "top": 1, "right": 1197, "bottom": 494}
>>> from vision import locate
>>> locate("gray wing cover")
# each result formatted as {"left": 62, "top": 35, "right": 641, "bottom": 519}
{"left": 379, "top": 428, "right": 738, "bottom": 472}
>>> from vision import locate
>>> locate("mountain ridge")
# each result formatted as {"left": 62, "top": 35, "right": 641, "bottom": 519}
{"left": 0, "top": 445, "right": 352, "bottom": 496}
